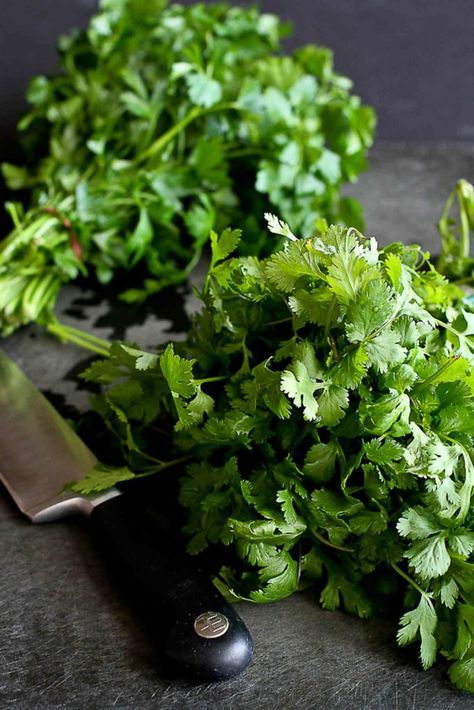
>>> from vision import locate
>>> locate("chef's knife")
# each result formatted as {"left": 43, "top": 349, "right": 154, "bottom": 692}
{"left": 0, "top": 348, "right": 253, "bottom": 680}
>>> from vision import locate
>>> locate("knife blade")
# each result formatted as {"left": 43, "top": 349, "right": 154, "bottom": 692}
{"left": 0, "top": 348, "right": 253, "bottom": 680}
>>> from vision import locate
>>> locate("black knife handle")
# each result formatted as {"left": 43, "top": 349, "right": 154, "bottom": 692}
{"left": 89, "top": 494, "right": 253, "bottom": 680}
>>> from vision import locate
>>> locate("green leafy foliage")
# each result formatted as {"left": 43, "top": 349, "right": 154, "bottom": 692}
{"left": 397, "top": 595, "right": 438, "bottom": 670}
{"left": 78, "top": 219, "right": 474, "bottom": 691}
{"left": 437, "top": 179, "right": 474, "bottom": 281}
{"left": 0, "top": 0, "right": 375, "bottom": 335}
{"left": 65, "top": 464, "right": 136, "bottom": 494}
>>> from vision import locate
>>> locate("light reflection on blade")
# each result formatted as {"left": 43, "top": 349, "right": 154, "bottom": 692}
{"left": 0, "top": 349, "right": 98, "bottom": 521}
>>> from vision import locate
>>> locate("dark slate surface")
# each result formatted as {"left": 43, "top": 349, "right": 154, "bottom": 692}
{"left": 1, "top": 144, "right": 474, "bottom": 709}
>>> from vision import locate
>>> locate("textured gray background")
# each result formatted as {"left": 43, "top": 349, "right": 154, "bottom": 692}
{"left": 1, "top": 145, "right": 474, "bottom": 708}
{"left": 1, "top": 1, "right": 474, "bottom": 707}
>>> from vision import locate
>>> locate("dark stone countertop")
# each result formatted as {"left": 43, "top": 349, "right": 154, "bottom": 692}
{"left": 1, "top": 143, "right": 474, "bottom": 709}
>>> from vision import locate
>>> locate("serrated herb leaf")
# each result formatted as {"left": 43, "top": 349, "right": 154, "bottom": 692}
{"left": 397, "top": 595, "right": 438, "bottom": 670}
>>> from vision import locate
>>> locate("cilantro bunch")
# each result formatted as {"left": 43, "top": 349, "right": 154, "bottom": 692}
{"left": 78, "top": 217, "right": 474, "bottom": 692}
{"left": 0, "top": 0, "right": 375, "bottom": 336}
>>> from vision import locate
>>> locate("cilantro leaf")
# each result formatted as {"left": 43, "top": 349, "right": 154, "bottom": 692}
{"left": 397, "top": 595, "right": 438, "bottom": 670}
{"left": 174, "top": 386, "right": 214, "bottom": 431}
{"left": 280, "top": 361, "right": 321, "bottom": 421}
{"left": 186, "top": 73, "right": 223, "bottom": 108}
{"left": 365, "top": 330, "right": 407, "bottom": 374}
{"left": 403, "top": 536, "right": 451, "bottom": 580}
{"left": 303, "top": 442, "right": 340, "bottom": 483}
{"left": 364, "top": 438, "right": 404, "bottom": 466}
{"left": 325, "top": 227, "right": 378, "bottom": 305}
{"left": 265, "top": 243, "right": 322, "bottom": 292}
{"left": 160, "top": 344, "right": 196, "bottom": 398}
{"left": 65, "top": 465, "right": 135, "bottom": 494}
{"left": 210, "top": 228, "right": 242, "bottom": 266}
{"left": 316, "top": 384, "right": 349, "bottom": 427}
{"left": 449, "top": 658, "right": 474, "bottom": 694}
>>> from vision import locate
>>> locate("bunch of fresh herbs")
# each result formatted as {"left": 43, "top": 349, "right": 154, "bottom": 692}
{"left": 74, "top": 214, "right": 474, "bottom": 692}
{"left": 0, "top": 0, "right": 374, "bottom": 337}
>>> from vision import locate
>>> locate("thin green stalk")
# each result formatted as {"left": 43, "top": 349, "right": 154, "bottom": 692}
{"left": 138, "top": 102, "right": 244, "bottom": 162}
{"left": 138, "top": 106, "right": 203, "bottom": 162}
{"left": 5, "top": 202, "right": 22, "bottom": 230}
{"left": 58, "top": 323, "right": 111, "bottom": 349}
{"left": 225, "top": 147, "right": 269, "bottom": 160}
{"left": 391, "top": 562, "right": 430, "bottom": 598}
{"left": 415, "top": 355, "right": 460, "bottom": 392}
{"left": 134, "top": 454, "right": 193, "bottom": 475}
{"left": 432, "top": 317, "right": 474, "bottom": 353}
{"left": 438, "top": 179, "right": 474, "bottom": 263}
{"left": 49, "top": 328, "right": 107, "bottom": 356}
{"left": 196, "top": 375, "right": 228, "bottom": 385}
{"left": 438, "top": 187, "right": 456, "bottom": 255}
{"left": 459, "top": 186, "right": 471, "bottom": 260}
{"left": 47, "top": 322, "right": 110, "bottom": 357}
{"left": 263, "top": 316, "right": 292, "bottom": 328}
{"left": 310, "top": 526, "right": 354, "bottom": 553}
{"left": 182, "top": 244, "right": 204, "bottom": 277}
{"left": 0, "top": 215, "right": 55, "bottom": 258}
{"left": 24, "top": 273, "right": 62, "bottom": 321}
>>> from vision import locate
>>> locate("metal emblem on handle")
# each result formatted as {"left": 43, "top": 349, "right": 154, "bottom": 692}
{"left": 194, "top": 611, "right": 229, "bottom": 639}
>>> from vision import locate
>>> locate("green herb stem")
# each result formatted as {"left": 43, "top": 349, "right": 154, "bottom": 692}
{"left": 195, "top": 376, "right": 228, "bottom": 385}
{"left": 225, "top": 147, "right": 269, "bottom": 160}
{"left": 415, "top": 355, "right": 460, "bottom": 392}
{"left": 310, "top": 526, "right": 354, "bottom": 553}
{"left": 460, "top": 196, "right": 471, "bottom": 261}
{"left": 139, "top": 102, "right": 244, "bottom": 163}
{"left": 47, "top": 322, "right": 111, "bottom": 357}
{"left": 391, "top": 562, "right": 430, "bottom": 599}
{"left": 432, "top": 317, "right": 474, "bottom": 352}
{"left": 139, "top": 106, "right": 203, "bottom": 161}
{"left": 135, "top": 454, "right": 193, "bottom": 475}
{"left": 5, "top": 202, "right": 22, "bottom": 230}
{"left": 264, "top": 316, "right": 293, "bottom": 328}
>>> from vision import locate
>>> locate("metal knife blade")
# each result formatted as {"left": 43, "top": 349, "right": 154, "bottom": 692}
{"left": 0, "top": 348, "right": 118, "bottom": 522}
{"left": 0, "top": 348, "right": 253, "bottom": 680}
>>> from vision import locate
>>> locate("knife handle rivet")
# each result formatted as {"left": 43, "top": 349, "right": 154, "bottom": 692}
{"left": 194, "top": 611, "right": 229, "bottom": 639}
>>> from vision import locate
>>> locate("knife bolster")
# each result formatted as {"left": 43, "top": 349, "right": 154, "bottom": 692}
{"left": 30, "top": 488, "right": 121, "bottom": 523}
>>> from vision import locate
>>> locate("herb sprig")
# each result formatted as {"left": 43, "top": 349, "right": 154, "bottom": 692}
{"left": 75, "top": 215, "right": 474, "bottom": 692}
{"left": 437, "top": 178, "right": 474, "bottom": 280}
